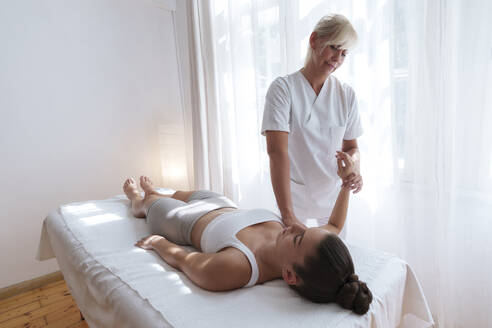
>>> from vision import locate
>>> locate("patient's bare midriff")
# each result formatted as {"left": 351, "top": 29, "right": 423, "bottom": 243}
{"left": 190, "top": 207, "right": 238, "bottom": 250}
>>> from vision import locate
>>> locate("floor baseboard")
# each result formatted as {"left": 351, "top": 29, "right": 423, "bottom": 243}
{"left": 0, "top": 271, "right": 64, "bottom": 300}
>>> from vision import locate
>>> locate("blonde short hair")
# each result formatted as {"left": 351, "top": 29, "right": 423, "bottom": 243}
{"left": 305, "top": 14, "right": 358, "bottom": 66}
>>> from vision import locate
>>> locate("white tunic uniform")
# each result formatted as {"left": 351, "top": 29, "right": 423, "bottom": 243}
{"left": 261, "top": 70, "right": 363, "bottom": 228}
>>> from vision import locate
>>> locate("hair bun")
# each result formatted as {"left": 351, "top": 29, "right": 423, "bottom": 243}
{"left": 347, "top": 274, "right": 359, "bottom": 283}
{"left": 335, "top": 277, "right": 373, "bottom": 315}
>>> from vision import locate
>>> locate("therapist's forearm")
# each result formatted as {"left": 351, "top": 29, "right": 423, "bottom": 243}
{"left": 269, "top": 152, "right": 295, "bottom": 219}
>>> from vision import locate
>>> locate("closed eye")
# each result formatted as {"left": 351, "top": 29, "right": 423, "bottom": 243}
{"left": 294, "top": 231, "right": 306, "bottom": 246}
{"left": 293, "top": 234, "right": 301, "bottom": 245}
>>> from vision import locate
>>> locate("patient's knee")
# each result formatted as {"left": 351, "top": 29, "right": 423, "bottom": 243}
{"left": 133, "top": 210, "right": 146, "bottom": 219}
{"left": 172, "top": 191, "right": 194, "bottom": 202}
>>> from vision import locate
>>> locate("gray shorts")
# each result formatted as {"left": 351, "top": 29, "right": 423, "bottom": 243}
{"left": 146, "top": 190, "right": 238, "bottom": 245}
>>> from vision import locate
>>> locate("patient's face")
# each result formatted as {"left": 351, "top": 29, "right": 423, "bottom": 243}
{"left": 277, "top": 224, "right": 330, "bottom": 266}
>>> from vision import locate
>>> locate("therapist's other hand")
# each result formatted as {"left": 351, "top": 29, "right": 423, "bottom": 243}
{"left": 282, "top": 215, "right": 307, "bottom": 228}
{"left": 336, "top": 151, "right": 363, "bottom": 193}
{"left": 342, "top": 173, "right": 363, "bottom": 193}
{"left": 336, "top": 151, "right": 354, "bottom": 179}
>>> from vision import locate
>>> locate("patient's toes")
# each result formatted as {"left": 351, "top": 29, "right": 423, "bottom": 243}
{"left": 123, "top": 178, "right": 140, "bottom": 200}
{"left": 140, "top": 175, "right": 154, "bottom": 193}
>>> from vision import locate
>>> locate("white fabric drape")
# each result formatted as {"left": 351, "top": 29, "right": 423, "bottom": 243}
{"left": 188, "top": 0, "right": 280, "bottom": 209}
{"left": 189, "top": 0, "right": 492, "bottom": 326}
{"left": 188, "top": 0, "right": 220, "bottom": 191}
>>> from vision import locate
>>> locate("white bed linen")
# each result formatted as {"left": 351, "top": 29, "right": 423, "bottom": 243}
{"left": 37, "top": 192, "right": 434, "bottom": 328}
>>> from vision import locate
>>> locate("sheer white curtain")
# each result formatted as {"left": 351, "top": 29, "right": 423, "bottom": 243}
{"left": 188, "top": 0, "right": 281, "bottom": 209}
{"left": 189, "top": 0, "right": 492, "bottom": 326}
{"left": 348, "top": 1, "right": 492, "bottom": 327}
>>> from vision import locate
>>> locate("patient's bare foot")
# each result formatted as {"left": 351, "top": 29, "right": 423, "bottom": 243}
{"left": 124, "top": 178, "right": 140, "bottom": 200}
{"left": 140, "top": 175, "right": 157, "bottom": 195}
{"left": 123, "top": 178, "right": 145, "bottom": 218}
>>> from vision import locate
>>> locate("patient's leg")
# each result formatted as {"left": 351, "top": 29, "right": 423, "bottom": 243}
{"left": 123, "top": 178, "right": 146, "bottom": 218}
{"left": 138, "top": 176, "right": 200, "bottom": 245}
{"left": 140, "top": 175, "right": 195, "bottom": 204}
{"left": 139, "top": 175, "right": 196, "bottom": 214}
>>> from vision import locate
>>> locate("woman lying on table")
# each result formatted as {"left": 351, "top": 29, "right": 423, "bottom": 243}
{"left": 124, "top": 151, "right": 372, "bottom": 315}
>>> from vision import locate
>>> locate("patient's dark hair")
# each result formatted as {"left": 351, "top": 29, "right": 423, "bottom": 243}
{"left": 290, "top": 234, "right": 373, "bottom": 315}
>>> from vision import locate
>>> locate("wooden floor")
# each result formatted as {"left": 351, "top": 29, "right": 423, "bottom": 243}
{"left": 0, "top": 280, "right": 88, "bottom": 328}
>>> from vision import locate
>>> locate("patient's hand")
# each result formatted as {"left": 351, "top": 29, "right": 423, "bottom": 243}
{"left": 335, "top": 151, "right": 355, "bottom": 181}
{"left": 135, "top": 235, "right": 165, "bottom": 250}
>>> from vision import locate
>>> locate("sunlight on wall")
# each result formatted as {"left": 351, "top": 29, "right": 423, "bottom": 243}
{"left": 162, "top": 164, "right": 187, "bottom": 184}
{"left": 158, "top": 124, "right": 189, "bottom": 190}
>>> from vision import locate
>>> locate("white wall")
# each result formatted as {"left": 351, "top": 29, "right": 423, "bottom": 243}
{"left": 0, "top": 0, "right": 192, "bottom": 288}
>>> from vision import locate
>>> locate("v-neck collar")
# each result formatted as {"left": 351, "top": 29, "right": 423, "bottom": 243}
{"left": 297, "top": 70, "right": 329, "bottom": 106}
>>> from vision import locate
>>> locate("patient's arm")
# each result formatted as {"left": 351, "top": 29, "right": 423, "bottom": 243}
{"left": 136, "top": 236, "right": 251, "bottom": 291}
{"left": 320, "top": 151, "right": 354, "bottom": 235}
{"left": 321, "top": 187, "right": 351, "bottom": 235}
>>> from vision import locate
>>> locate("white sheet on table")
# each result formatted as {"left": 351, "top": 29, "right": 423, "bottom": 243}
{"left": 38, "top": 192, "right": 434, "bottom": 328}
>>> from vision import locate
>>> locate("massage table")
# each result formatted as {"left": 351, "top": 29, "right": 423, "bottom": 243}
{"left": 37, "top": 190, "right": 434, "bottom": 327}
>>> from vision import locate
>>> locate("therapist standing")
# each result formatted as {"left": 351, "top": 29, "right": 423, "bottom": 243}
{"left": 261, "top": 14, "right": 363, "bottom": 235}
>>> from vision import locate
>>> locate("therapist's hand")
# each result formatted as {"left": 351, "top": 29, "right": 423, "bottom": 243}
{"left": 343, "top": 173, "right": 363, "bottom": 193}
{"left": 336, "top": 151, "right": 363, "bottom": 193}
{"left": 282, "top": 214, "right": 306, "bottom": 228}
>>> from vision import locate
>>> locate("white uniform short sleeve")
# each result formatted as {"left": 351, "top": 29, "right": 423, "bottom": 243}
{"left": 261, "top": 78, "right": 291, "bottom": 135}
{"left": 343, "top": 84, "right": 363, "bottom": 140}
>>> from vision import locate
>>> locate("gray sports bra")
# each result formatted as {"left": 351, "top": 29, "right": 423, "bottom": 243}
{"left": 200, "top": 209, "right": 283, "bottom": 287}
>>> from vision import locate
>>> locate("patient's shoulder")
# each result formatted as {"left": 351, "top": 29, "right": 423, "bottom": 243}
{"left": 218, "top": 247, "right": 252, "bottom": 278}
{"left": 202, "top": 248, "right": 252, "bottom": 291}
